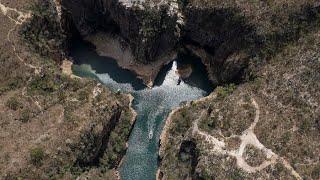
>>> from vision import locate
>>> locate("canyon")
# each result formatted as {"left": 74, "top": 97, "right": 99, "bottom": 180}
{"left": 0, "top": 0, "right": 319, "bottom": 179}
{"left": 56, "top": 0, "right": 253, "bottom": 87}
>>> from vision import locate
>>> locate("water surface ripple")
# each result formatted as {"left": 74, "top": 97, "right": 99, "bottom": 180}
{"left": 71, "top": 41, "right": 213, "bottom": 180}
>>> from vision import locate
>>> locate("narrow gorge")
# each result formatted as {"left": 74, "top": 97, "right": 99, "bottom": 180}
{"left": 0, "top": 0, "right": 319, "bottom": 179}
{"left": 43, "top": 0, "right": 320, "bottom": 179}
{"left": 70, "top": 38, "right": 213, "bottom": 179}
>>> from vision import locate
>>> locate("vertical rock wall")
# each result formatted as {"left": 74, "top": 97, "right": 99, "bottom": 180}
{"left": 60, "top": 0, "right": 179, "bottom": 63}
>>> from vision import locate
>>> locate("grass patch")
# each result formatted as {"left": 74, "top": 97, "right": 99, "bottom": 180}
{"left": 30, "top": 147, "right": 45, "bottom": 166}
{"left": 312, "top": 163, "right": 320, "bottom": 179}
{"left": 216, "top": 83, "right": 236, "bottom": 99}
{"left": 77, "top": 89, "right": 90, "bottom": 102}
{"left": 28, "top": 74, "right": 60, "bottom": 94}
{"left": 20, "top": 109, "right": 31, "bottom": 123}
{"left": 6, "top": 97, "right": 23, "bottom": 111}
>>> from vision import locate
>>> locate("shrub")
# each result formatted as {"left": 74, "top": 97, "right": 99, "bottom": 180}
{"left": 101, "top": 131, "right": 126, "bottom": 168}
{"left": 207, "top": 116, "right": 218, "bottom": 129}
{"left": 216, "top": 84, "right": 236, "bottom": 99}
{"left": 20, "top": 0, "right": 66, "bottom": 59}
{"left": 6, "top": 97, "right": 22, "bottom": 111}
{"left": 30, "top": 147, "right": 44, "bottom": 166}
{"left": 100, "top": 111, "right": 133, "bottom": 169}
{"left": 57, "top": 90, "right": 66, "bottom": 102}
{"left": 78, "top": 90, "right": 89, "bottom": 101}
{"left": 20, "top": 109, "right": 30, "bottom": 122}
{"left": 20, "top": 109, "right": 31, "bottom": 123}
{"left": 2, "top": 78, "right": 24, "bottom": 93}
{"left": 312, "top": 163, "right": 320, "bottom": 179}
{"left": 230, "top": 168, "right": 245, "bottom": 179}
{"left": 300, "top": 119, "right": 312, "bottom": 132}
{"left": 29, "top": 75, "right": 59, "bottom": 94}
{"left": 64, "top": 109, "right": 78, "bottom": 123}
{"left": 198, "top": 170, "right": 211, "bottom": 180}
{"left": 61, "top": 75, "right": 84, "bottom": 92}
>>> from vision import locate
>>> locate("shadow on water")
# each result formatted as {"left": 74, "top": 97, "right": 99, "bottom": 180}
{"left": 70, "top": 38, "right": 214, "bottom": 180}
{"left": 154, "top": 54, "right": 214, "bottom": 93}
{"left": 70, "top": 39, "right": 146, "bottom": 91}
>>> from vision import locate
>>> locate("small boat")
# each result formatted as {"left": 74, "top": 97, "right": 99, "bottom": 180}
{"left": 148, "top": 130, "right": 153, "bottom": 140}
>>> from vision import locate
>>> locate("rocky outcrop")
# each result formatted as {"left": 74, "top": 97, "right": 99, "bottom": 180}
{"left": 61, "top": 0, "right": 179, "bottom": 64}
{"left": 0, "top": 71, "right": 136, "bottom": 179}
{"left": 159, "top": 16, "right": 320, "bottom": 180}
{"left": 180, "top": 0, "right": 320, "bottom": 84}
{"left": 47, "top": 0, "right": 320, "bottom": 87}
{"left": 74, "top": 106, "right": 122, "bottom": 166}
{"left": 181, "top": 5, "right": 253, "bottom": 84}
{"left": 0, "top": 1, "right": 137, "bottom": 176}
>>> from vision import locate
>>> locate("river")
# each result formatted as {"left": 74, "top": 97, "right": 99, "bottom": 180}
{"left": 71, "top": 40, "right": 213, "bottom": 180}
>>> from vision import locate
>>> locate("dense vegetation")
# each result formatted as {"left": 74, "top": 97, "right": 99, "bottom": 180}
{"left": 20, "top": 0, "right": 66, "bottom": 60}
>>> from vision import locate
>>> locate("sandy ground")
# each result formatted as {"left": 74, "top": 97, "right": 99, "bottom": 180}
{"left": 61, "top": 59, "right": 73, "bottom": 75}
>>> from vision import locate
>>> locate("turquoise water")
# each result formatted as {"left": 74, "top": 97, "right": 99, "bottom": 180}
{"left": 71, "top": 41, "right": 213, "bottom": 180}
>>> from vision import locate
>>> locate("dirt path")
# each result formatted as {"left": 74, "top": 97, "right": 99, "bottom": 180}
{"left": 192, "top": 97, "right": 302, "bottom": 179}
{"left": 0, "top": 1, "right": 40, "bottom": 74}
{"left": 0, "top": 1, "right": 46, "bottom": 113}
{"left": 0, "top": 2, "right": 31, "bottom": 25}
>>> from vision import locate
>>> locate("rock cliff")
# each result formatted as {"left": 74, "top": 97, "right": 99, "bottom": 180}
{"left": 2, "top": 0, "right": 318, "bottom": 179}
{"left": 181, "top": 0, "right": 320, "bottom": 84}
{"left": 159, "top": 1, "right": 320, "bottom": 179}
{"left": 0, "top": 1, "right": 136, "bottom": 179}
{"left": 61, "top": 0, "right": 179, "bottom": 64}
{"left": 57, "top": 0, "right": 320, "bottom": 86}
{"left": 159, "top": 29, "right": 320, "bottom": 179}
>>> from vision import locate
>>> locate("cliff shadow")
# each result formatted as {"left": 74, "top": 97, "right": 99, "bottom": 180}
{"left": 181, "top": 3, "right": 320, "bottom": 84}
{"left": 153, "top": 50, "right": 214, "bottom": 94}
{"left": 70, "top": 39, "right": 146, "bottom": 91}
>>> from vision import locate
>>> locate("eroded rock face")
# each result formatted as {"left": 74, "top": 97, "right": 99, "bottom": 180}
{"left": 0, "top": 2, "right": 137, "bottom": 177}
{"left": 59, "top": 0, "right": 250, "bottom": 85}
{"left": 0, "top": 71, "right": 136, "bottom": 179}
{"left": 60, "top": 0, "right": 179, "bottom": 63}
{"left": 181, "top": 0, "right": 320, "bottom": 84}
{"left": 159, "top": 28, "right": 320, "bottom": 180}
{"left": 55, "top": 0, "right": 320, "bottom": 87}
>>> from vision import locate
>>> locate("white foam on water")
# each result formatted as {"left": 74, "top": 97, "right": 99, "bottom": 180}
{"left": 73, "top": 58, "right": 211, "bottom": 180}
